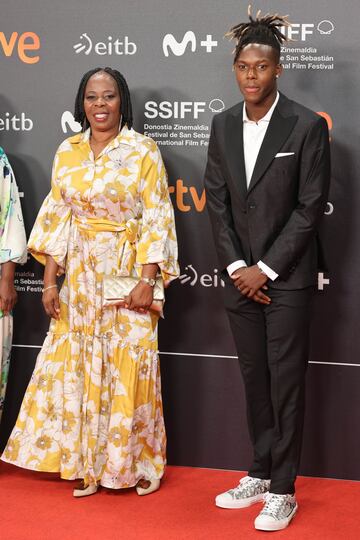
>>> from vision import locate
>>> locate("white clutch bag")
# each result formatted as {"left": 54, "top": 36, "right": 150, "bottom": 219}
{"left": 103, "top": 275, "right": 165, "bottom": 313}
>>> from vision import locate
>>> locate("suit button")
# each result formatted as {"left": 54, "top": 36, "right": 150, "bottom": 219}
{"left": 248, "top": 203, "right": 256, "bottom": 210}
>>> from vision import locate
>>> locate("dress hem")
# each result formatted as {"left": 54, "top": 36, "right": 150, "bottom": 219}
{"left": 0, "top": 456, "right": 164, "bottom": 489}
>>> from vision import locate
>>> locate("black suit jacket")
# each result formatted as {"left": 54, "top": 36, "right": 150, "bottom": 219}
{"left": 204, "top": 93, "right": 331, "bottom": 289}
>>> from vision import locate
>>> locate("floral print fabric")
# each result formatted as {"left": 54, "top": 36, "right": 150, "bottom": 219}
{"left": 0, "top": 148, "right": 27, "bottom": 422}
{"left": 2, "top": 127, "right": 179, "bottom": 488}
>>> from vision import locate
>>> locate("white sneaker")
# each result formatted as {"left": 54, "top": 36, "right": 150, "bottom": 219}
{"left": 215, "top": 476, "right": 270, "bottom": 509}
{"left": 254, "top": 493, "right": 298, "bottom": 531}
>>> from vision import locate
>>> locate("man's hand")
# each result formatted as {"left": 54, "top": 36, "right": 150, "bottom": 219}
{"left": 231, "top": 266, "right": 271, "bottom": 305}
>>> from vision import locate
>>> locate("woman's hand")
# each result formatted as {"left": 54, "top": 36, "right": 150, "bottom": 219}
{"left": 0, "top": 278, "right": 17, "bottom": 315}
{"left": 124, "top": 281, "right": 154, "bottom": 313}
{"left": 42, "top": 255, "right": 61, "bottom": 319}
{"left": 42, "top": 287, "right": 60, "bottom": 319}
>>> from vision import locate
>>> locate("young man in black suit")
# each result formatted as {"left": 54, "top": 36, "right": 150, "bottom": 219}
{"left": 204, "top": 8, "right": 330, "bottom": 531}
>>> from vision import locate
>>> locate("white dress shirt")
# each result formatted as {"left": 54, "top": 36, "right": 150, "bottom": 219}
{"left": 227, "top": 93, "right": 279, "bottom": 281}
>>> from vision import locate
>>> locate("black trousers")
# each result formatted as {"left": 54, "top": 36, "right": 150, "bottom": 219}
{"left": 223, "top": 280, "right": 314, "bottom": 494}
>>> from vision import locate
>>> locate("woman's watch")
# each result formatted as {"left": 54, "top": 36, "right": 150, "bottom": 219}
{"left": 140, "top": 277, "right": 156, "bottom": 287}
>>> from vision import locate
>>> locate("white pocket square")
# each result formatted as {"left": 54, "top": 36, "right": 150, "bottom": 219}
{"left": 275, "top": 152, "right": 295, "bottom": 158}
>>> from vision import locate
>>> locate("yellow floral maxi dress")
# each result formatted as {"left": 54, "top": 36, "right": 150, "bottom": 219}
{"left": 2, "top": 126, "right": 179, "bottom": 488}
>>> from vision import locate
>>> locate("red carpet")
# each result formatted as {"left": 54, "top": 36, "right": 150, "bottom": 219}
{"left": 0, "top": 462, "right": 359, "bottom": 539}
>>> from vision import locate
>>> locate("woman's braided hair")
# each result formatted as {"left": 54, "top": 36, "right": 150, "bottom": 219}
{"left": 74, "top": 67, "right": 133, "bottom": 132}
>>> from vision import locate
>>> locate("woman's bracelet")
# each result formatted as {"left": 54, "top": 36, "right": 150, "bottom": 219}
{"left": 42, "top": 284, "right": 58, "bottom": 293}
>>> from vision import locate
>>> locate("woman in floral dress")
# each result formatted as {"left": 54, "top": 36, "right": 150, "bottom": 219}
{"left": 0, "top": 148, "right": 27, "bottom": 424}
{"left": 2, "top": 68, "right": 179, "bottom": 497}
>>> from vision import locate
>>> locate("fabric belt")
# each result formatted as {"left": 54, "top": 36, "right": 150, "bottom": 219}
{"left": 73, "top": 216, "right": 139, "bottom": 272}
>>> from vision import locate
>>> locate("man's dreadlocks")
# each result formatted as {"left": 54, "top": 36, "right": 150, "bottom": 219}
{"left": 226, "top": 5, "right": 291, "bottom": 63}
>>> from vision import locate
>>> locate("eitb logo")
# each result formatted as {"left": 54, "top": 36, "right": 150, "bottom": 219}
{"left": 73, "top": 33, "right": 137, "bottom": 55}
{"left": 0, "top": 112, "right": 33, "bottom": 131}
{"left": 179, "top": 265, "right": 225, "bottom": 287}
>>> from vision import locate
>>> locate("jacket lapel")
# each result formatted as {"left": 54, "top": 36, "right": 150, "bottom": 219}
{"left": 247, "top": 96, "right": 298, "bottom": 194}
{"left": 224, "top": 108, "right": 248, "bottom": 201}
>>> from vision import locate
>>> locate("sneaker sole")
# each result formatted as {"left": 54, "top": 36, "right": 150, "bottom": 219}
{"left": 254, "top": 503, "right": 298, "bottom": 531}
{"left": 216, "top": 492, "right": 267, "bottom": 509}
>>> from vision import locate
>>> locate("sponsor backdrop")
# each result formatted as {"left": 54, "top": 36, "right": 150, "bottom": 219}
{"left": 0, "top": 0, "right": 359, "bottom": 481}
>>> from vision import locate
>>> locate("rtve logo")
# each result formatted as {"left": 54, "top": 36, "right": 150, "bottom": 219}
{"left": 0, "top": 31, "right": 40, "bottom": 64}
{"left": 280, "top": 19, "right": 335, "bottom": 41}
{"left": 162, "top": 31, "right": 218, "bottom": 57}
{"left": 169, "top": 179, "right": 333, "bottom": 216}
{"left": 73, "top": 33, "right": 137, "bottom": 56}
{"left": 145, "top": 99, "right": 225, "bottom": 120}
{"left": 317, "top": 111, "right": 332, "bottom": 132}
{"left": 169, "top": 180, "right": 205, "bottom": 212}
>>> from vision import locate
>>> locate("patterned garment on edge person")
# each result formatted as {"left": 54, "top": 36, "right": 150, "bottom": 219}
{"left": 0, "top": 148, "right": 27, "bottom": 422}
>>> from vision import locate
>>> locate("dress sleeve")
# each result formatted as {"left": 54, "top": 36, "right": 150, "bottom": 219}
{"left": 28, "top": 148, "right": 71, "bottom": 270}
{"left": 0, "top": 149, "right": 27, "bottom": 264}
{"left": 136, "top": 140, "right": 179, "bottom": 284}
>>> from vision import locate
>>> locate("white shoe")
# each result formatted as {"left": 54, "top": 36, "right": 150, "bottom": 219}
{"left": 254, "top": 493, "right": 298, "bottom": 531}
{"left": 215, "top": 476, "right": 270, "bottom": 509}
{"left": 136, "top": 479, "right": 160, "bottom": 496}
{"left": 73, "top": 482, "right": 98, "bottom": 498}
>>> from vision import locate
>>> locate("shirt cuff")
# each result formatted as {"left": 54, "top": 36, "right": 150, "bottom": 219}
{"left": 227, "top": 260, "right": 247, "bottom": 276}
{"left": 258, "top": 260, "right": 278, "bottom": 281}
